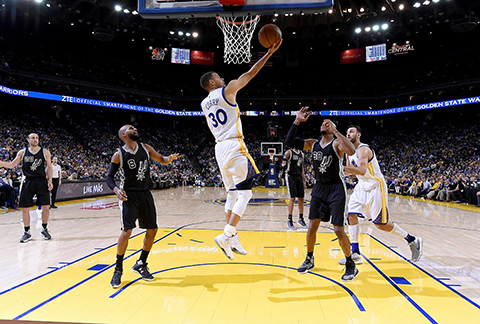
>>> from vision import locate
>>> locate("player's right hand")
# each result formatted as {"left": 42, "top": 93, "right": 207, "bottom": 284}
{"left": 268, "top": 39, "right": 282, "bottom": 55}
{"left": 295, "top": 106, "right": 311, "bottom": 124}
{"left": 114, "top": 188, "right": 128, "bottom": 201}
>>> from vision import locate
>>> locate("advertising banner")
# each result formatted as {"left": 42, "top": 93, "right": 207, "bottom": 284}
{"left": 191, "top": 50, "right": 214, "bottom": 65}
{"left": 340, "top": 48, "right": 364, "bottom": 64}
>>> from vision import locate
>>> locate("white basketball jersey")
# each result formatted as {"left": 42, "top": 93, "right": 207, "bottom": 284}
{"left": 201, "top": 87, "right": 243, "bottom": 142}
{"left": 349, "top": 143, "right": 385, "bottom": 191}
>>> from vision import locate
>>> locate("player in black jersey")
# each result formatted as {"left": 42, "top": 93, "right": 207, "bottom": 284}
{"left": 107, "top": 125, "right": 180, "bottom": 288}
{"left": 0, "top": 133, "right": 53, "bottom": 243}
{"left": 281, "top": 148, "right": 307, "bottom": 230}
{"left": 285, "top": 107, "right": 359, "bottom": 281}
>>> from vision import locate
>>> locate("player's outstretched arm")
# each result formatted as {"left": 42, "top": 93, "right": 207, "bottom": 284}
{"left": 324, "top": 119, "right": 355, "bottom": 156}
{"left": 285, "top": 106, "right": 316, "bottom": 152}
{"left": 0, "top": 149, "right": 24, "bottom": 169}
{"left": 144, "top": 144, "right": 181, "bottom": 165}
{"left": 224, "top": 40, "right": 282, "bottom": 102}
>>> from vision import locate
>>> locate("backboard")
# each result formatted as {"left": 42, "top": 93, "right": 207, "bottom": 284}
{"left": 138, "top": 0, "right": 333, "bottom": 19}
{"left": 261, "top": 142, "right": 283, "bottom": 157}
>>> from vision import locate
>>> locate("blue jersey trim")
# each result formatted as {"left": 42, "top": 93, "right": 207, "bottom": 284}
{"left": 222, "top": 87, "right": 236, "bottom": 107}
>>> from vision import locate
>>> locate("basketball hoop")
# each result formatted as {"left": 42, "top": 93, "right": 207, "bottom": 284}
{"left": 268, "top": 148, "right": 276, "bottom": 163}
{"left": 216, "top": 15, "right": 260, "bottom": 64}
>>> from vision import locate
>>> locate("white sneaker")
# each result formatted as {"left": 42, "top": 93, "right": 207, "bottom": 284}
{"left": 409, "top": 237, "right": 423, "bottom": 262}
{"left": 231, "top": 234, "right": 247, "bottom": 255}
{"left": 338, "top": 252, "right": 363, "bottom": 265}
{"left": 214, "top": 234, "right": 234, "bottom": 260}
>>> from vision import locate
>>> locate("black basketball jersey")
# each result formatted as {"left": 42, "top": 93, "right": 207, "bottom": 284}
{"left": 312, "top": 139, "right": 343, "bottom": 184}
{"left": 22, "top": 147, "right": 47, "bottom": 179}
{"left": 118, "top": 143, "right": 152, "bottom": 191}
{"left": 286, "top": 149, "right": 304, "bottom": 175}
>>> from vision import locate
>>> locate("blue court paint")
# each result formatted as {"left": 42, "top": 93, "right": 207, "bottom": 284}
{"left": 58, "top": 262, "right": 70, "bottom": 264}
{"left": 190, "top": 239, "right": 204, "bottom": 243}
{"left": 47, "top": 267, "right": 58, "bottom": 270}
{"left": 87, "top": 264, "right": 110, "bottom": 271}
{"left": 369, "top": 234, "right": 480, "bottom": 310}
{"left": 363, "top": 255, "right": 437, "bottom": 323}
{"left": 176, "top": 233, "right": 182, "bottom": 237}
{"left": 437, "top": 278, "right": 450, "bottom": 281}
{"left": 331, "top": 238, "right": 338, "bottom": 242}
{"left": 109, "top": 262, "right": 366, "bottom": 312}
{"left": 390, "top": 277, "right": 412, "bottom": 285}
{"left": 447, "top": 285, "right": 462, "bottom": 287}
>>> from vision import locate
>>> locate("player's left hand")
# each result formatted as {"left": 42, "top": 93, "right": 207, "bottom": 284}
{"left": 48, "top": 181, "right": 53, "bottom": 191}
{"left": 169, "top": 153, "right": 181, "bottom": 163}
{"left": 323, "top": 119, "right": 337, "bottom": 134}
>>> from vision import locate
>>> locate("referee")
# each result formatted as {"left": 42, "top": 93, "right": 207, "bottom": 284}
{"left": 282, "top": 148, "right": 307, "bottom": 230}
{"left": 50, "top": 156, "right": 61, "bottom": 208}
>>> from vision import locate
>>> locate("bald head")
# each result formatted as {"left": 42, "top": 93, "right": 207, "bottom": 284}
{"left": 27, "top": 133, "right": 39, "bottom": 147}
{"left": 118, "top": 125, "right": 139, "bottom": 143}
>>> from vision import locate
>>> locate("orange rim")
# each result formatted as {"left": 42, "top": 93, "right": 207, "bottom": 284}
{"left": 216, "top": 15, "right": 260, "bottom": 26}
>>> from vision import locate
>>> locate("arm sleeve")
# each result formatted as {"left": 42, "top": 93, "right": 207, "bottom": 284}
{"left": 285, "top": 123, "right": 305, "bottom": 150}
{"left": 107, "top": 163, "right": 120, "bottom": 190}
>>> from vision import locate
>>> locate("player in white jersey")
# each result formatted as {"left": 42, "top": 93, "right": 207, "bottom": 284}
{"left": 200, "top": 40, "right": 282, "bottom": 260}
{"left": 339, "top": 125, "right": 423, "bottom": 265}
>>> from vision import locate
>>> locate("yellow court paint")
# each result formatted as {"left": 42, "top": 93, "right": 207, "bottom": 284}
{"left": 1, "top": 225, "right": 478, "bottom": 324}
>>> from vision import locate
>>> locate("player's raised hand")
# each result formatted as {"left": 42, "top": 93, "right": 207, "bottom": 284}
{"left": 295, "top": 106, "right": 311, "bottom": 124}
{"left": 168, "top": 153, "right": 181, "bottom": 163}
{"left": 268, "top": 39, "right": 283, "bottom": 55}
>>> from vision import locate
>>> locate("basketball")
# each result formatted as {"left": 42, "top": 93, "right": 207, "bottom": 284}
{"left": 258, "top": 24, "right": 282, "bottom": 48}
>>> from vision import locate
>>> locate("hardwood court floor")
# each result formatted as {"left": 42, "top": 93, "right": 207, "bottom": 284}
{"left": 0, "top": 187, "right": 479, "bottom": 323}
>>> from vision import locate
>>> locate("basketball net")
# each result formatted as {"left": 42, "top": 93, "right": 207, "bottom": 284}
{"left": 216, "top": 15, "right": 260, "bottom": 64}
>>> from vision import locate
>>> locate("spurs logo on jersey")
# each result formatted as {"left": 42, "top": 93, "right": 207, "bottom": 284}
{"left": 136, "top": 160, "right": 148, "bottom": 181}
{"left": 119, "top": 143, "right": 152, "bottom": 191}
{"left": 312, "top": 151, "right": 333, "bottom": 174}
{"left": 30, "top": 159, "right": 43, "bottom": 171}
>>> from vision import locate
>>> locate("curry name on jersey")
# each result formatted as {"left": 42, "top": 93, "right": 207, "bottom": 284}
{"left": 201, "top": 87, "right": 243, "bottom": 142}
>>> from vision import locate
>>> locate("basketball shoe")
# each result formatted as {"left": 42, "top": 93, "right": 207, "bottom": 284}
{"left": 231, "top": 234, "right": 247, "bottom": 255}
{"left": 297, "top": 255, "right": 314, "bottom": 274}
{"left": 20, "top": 231, "right": 32, "bottom": 243}
{"left": 287, "top": 219, "right": 296, "bottom": 231}
{"left": 41, "top": 228, "right": 52, "bottom": 240}
{"left": 409, "top": 237, "right": 423, "bottom": 262}
{"left": 131, "top": 260, "right": 154, "bottom": 281}
{"left": 110, "top": 267, "right": 123, "bottom": 288}
{"left": 341, "top": 260, "right": 359, "bottom": 281}
{"left": 297, "top": 218, "right": 308, "bottom": 229}
{"left": 214, "top": 233, "right": 234, "bottom": 260}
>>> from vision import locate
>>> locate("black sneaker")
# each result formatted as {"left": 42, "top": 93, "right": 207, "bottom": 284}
{"left": 287, "top": 219, "right": 296, "bottom": 231}
{"left": 297, "top": 255, "right": 314, "bottom": 274}
{"left": 341, "top": 260, "right": 359, "bottom": 281}
{"left": 110, "top": 267, "right": 123, "bottom": 288}
{"left": 20, "top": 231, "right": 32, "bottom": 243}
{"left": 41, "top": 228, "right": 52, "bottom": 240}
{"left": 131, "top": 260, "right": 154, "bottom": 281}
{"left": 297, "top": 218, "right": 308, "bottom": 229}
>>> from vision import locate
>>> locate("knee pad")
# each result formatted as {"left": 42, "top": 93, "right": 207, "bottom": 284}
{"left": 232, "top": 190, "right": 253, "bottom": 218}
{"left": 225, "top": 190, "right": 238, "bottom": 213}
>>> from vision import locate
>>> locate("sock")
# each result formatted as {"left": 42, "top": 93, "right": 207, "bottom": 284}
{"left": 139, "top": 250, "right": 150, "bottom": 264}
{"left": 351, "top": 243, "right": 360, "bottom": 254}
{"left": 346, "top": 256, "right": 352, "bottom": 263}
{"left": 224, "top": 224, "right": 236, "bottom": 237}
{"left": 307, "top": 251, "right": 314, "bottom": 258}
{"left": 288, "top": 214, "right": 293, "bottom": 221}
{"left": 24, "top": 226, "right": 30, "bottom": 233}
{"left": 405, "top": 234, "right": 416, "bottom": 244}
{"left": 390, "top": 223, "right": 409, "bottom": 238}
{"left": 42, "top": 223, "right": 48, "bottom": 230}
{"left": 116, "top": 254, "right": 124, "bottom": 270}
{"left": 299, "top": 214, "right": 304, "bottom": 220}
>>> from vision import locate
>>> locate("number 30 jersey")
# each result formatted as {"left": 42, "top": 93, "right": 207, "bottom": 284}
{"left": 201, "top": 87, "right": 243, "bottom": 142}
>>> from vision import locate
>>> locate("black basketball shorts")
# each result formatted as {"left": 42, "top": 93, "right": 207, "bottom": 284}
{"left": 119, "top": 190, "right": 158, "bottom": 230}
{"left": 19, "top": 178, "right": 50, "bottom": 207}
{"left": 286, "top": 174, "right": 304, "bottom": 198}
{"left": 309, "top": 182, "right": 347, "bottom": 226}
